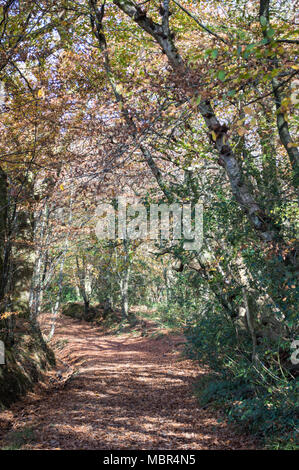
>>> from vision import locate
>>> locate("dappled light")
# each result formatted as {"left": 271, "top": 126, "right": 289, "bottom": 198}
{"left": 0, "top": 0, "right": 297, "bottom": 452}
{"left": 0, "top": 314, "right": 257, "bottom": 450}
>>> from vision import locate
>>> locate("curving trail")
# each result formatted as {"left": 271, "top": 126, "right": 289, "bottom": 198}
{"left": 0, "top": 314, "right": 257, "bottom": 450}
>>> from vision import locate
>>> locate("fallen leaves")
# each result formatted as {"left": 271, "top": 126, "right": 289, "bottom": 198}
{"left": 0, "top": 314, "right": 258, "bottom": 450}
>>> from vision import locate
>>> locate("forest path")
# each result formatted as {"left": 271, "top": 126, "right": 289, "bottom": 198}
{"left": 0, "top": 314, "right": 256, "bottom": 450}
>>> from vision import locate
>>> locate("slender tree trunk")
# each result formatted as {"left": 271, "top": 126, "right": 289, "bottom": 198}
{"left": 0, "top": 167, "right": 13, "bottom": 345}
{"left": 120, "top": 273, "right": 129, "bottom": 319}
{"left": 47, "top": 252, "right": 66, "bottom": 341}
{"left": 29, "top": 201, "right": 50, "bottom": 330}
{"left": 242, "top": 287, "right": 258, "bottom": 364}
{"left": 83, "top": 297, "right": 90, "bottom": 318}
{"left": 47, "top": 189, "right": 73, "bottom": 340}
{"left": 75, "top": 256, "right": 92, "bottom": 320}
{"left": 0, "top": 167, "right": 7, "bottom": 310}
{"left": 163, "top": 267, "right": 171, "bottom": 305}
{"left": 75, "top": 284, "right": 80, "bottom": 300}
{"left": 259, "top": 0, "right": 299, "bottom": 187}
{"left": 119, "top": 239, "right": 130, "bottom": 319}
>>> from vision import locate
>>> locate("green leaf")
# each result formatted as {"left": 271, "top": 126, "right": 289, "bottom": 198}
{"left": 260, "top": 15, "right": 268, "bottom": 27}
{"left": 218, "top": 70, "right": 226, "bottom": 82}
{"left": 267, "top": 27, "right": 275, "bottom": 38}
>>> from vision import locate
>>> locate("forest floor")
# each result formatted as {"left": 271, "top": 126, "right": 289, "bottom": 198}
{"left": 0, "top": 312, "right": 258, "bottom": 450}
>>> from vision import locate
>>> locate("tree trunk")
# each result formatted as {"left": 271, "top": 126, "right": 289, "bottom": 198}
{"left": 0, "top": 167, "right": 7, "bottom": 309}
{"left": 29, "top": 201, "right": 50, "bottom": 330}
{"left": 75, "top": 256, "right": 92, "bottom": 320}
{"left": 259, "top": 0, "right": 299, "bottom": 187}
{"left": 120, "top": 269, "right": 130, "bottom": 319}
{"left": 119, "top": 239, "right": 130, "bottom": 319}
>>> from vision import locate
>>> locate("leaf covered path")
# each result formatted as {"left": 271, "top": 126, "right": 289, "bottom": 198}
{"left": 0, "top": 315, "right": 257, "bottom": 449}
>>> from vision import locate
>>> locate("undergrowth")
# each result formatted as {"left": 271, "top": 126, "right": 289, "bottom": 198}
{"left": 185, "top": 310, "right": 299, "bottom": 450}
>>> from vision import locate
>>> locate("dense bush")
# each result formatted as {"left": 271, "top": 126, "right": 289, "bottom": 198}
{"left": 186, "top": 309, "right": 299, "bottom": 449}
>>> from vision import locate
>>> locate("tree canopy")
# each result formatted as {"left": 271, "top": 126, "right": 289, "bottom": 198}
{"left": 0, "top": 0, "right": 298, "bottom": 450}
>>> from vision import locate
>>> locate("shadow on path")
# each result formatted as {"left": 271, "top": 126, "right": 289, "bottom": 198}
{"left": 0, "top": 314, "right": 257, "bottom": 450}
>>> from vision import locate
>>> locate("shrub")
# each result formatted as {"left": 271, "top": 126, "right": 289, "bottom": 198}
{"left": 186, "top": 309, "right": 299, "bottom": 449}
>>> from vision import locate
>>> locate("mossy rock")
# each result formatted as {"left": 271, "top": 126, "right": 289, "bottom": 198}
{"left": 2, "top": 426, "right": 36, "bottom": 450}
{"left": 61, "top": 302, "right": 85, "bottom": 319}
{"left": 0, "top": 325, "right": 55, "bottom": 410}
{"left": 61, "top": 302, "right": 100, "bottom": 322}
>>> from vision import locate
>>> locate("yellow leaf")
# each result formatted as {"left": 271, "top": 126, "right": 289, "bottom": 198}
{"left": 60, "top": 184, "right": 64, "bottom": 191}
{"left": 243, "top": 106, "right": 254, "bottom": 116}
{"left": 38, "top": 88, "right": 45, "bottom": 99}
{"left": 237, "top": 127, "right": 246, "bottom": 137}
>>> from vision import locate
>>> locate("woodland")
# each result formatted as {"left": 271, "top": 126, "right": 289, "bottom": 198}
{"left": 0, "top": 0, "right": 298, "bottom": 451}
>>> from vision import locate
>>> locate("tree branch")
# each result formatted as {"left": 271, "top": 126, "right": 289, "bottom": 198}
{"left": 172, "top": 0, "right": 228, "bottom": 45}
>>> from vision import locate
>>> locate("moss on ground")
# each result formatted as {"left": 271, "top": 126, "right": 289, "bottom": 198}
{"left": 1, "top": 426, "right": 36, "bottom": 450}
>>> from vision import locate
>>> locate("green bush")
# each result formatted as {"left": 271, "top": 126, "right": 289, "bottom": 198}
{"left": 186, "top": 309, "right": 299, "bottom": 449}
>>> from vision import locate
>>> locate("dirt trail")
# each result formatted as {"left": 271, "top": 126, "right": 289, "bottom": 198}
{"left": 0, "top": 315, "right": 257, "bottom": 450}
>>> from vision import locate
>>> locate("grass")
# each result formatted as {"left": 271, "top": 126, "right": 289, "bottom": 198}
{"left": 2, "top": 426, "right": 36, "bottom": 450}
